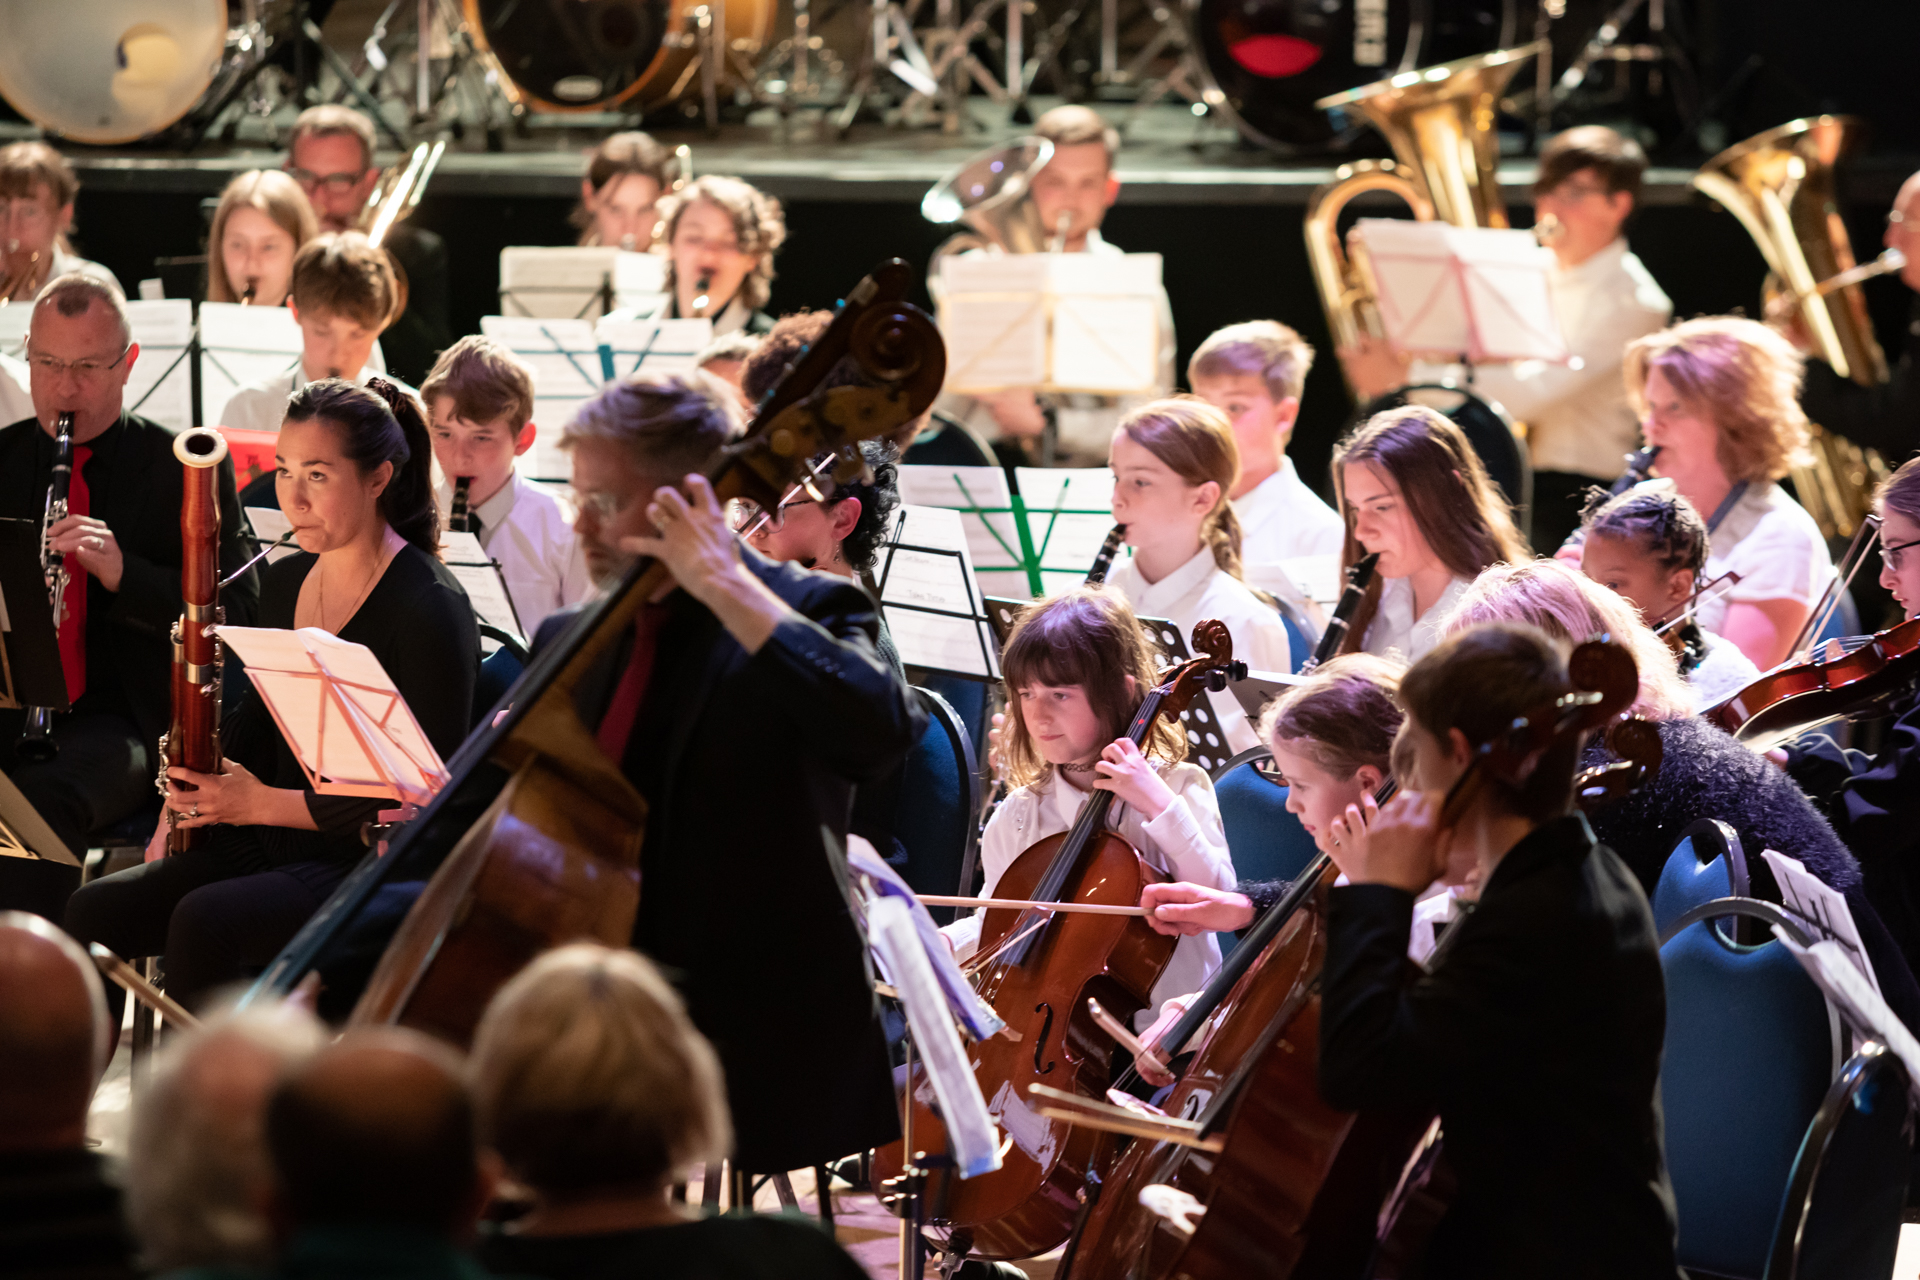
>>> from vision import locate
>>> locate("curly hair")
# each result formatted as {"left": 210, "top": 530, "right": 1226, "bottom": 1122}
{"left": 656, "top": 175, "right": 786, "bottom": 312}
{"left": 1579, "top": 485, "right": 1709, "bottom": 577}
{"left": 837, "top": 440, "right": 901, "bottom": 574}
{"left": 1623, "top": 316, "right": 1810, "bottom": 484}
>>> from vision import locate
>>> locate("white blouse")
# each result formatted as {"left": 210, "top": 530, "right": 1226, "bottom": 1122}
{"left": 1693, "top": 481, "right": 1835, "bottom": 639}
{"left": 1361, "top": 574, "right": 1473, "bottom": 663}
{"left": 943, "top": 761, "right": 1235, "bottom": 1029}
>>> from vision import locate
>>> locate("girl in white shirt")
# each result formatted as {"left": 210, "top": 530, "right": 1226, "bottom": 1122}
{"left": 1332, "top": 406, "right": 1530, "bottom": 662}
{"left": 943, "top": 588, "right": 1236, "bottom": 1029}
{"left": 1104, "top": 397, "right": 1295, "bottom": 757}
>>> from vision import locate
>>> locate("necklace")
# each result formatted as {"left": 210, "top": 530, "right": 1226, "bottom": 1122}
{"left": 1059, "top": 760, "right": 1100, "bottom": 774}
{"left": 317, "top": 536, "right": 393, "bottom": 633}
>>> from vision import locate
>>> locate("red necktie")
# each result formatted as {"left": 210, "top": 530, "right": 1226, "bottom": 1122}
{"left": 56, "top": 445, "right": 91, "bottom": 703}
{"left": 595, "top": 606, "right": 669, "bottom": 761}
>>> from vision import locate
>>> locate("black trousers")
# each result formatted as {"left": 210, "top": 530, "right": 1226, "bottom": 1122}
{"left": 0, "top": 708, "right": 153, "bottom": 866}
{"left": 64, "top": 837, "right": 348, "bottom": 1023}
{"left": 1530, "top": 469, "right": 1610, "bottom": 557}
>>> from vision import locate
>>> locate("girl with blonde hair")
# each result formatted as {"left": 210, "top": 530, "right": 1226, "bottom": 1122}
{"left": 206, "top": 169, "right": 319, "bottom": 306}
{"left": 1104, "top": 396, "right": 1294, "bottom": 754}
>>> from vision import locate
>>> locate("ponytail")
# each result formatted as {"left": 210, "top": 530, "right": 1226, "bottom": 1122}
{"left": 1203, "top": 503, "right": 1244, "bottom": 579}
{"left": 284, "top": 376, "right": 440, "bottom": 554}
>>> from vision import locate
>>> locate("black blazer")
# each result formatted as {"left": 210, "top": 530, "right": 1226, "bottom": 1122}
{"left": 0, "top": 412, "right": 259, "bottom": 747}
{"left": 1319, "top": 814, "right": 1682, "bottom": 1280}
{"left": 533, "top": 549, "right": 926, "bottom": 1173}
{"left": 1799, "top": 297, "right": 1920, "bottom": 460}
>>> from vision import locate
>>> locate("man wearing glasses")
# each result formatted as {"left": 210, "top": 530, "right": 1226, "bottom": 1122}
{"left": 1342, "top": 125, "right": 1674, "bottom": 552}
{"left": 284, "top": 106, "right": 450, "bottom": 387}
{"left": 0, "top": 276, "right": 258, "bottom": 887}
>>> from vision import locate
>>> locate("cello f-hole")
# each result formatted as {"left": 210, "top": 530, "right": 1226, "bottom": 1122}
{"left": 1034, "top": 1002, "right": 1056, "bottom": 1075}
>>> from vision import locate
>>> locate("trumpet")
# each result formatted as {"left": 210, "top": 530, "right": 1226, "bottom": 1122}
{"left": 18, "top": 411, "right": 76, "bottom": 762}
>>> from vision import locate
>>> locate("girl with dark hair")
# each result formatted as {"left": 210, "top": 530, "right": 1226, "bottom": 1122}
{"left": 66, "top": 377, "right": 479, "bottom": 1015}
{"left": 1331, "top": 405, "right": 1530, "bottom": 661}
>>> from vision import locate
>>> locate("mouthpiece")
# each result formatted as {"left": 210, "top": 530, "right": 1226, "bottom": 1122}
{"left": 692, "top": 270, "right": 714, "bottom": 317}
{"left": 1533, "top": 213, "right": 1564, "bottom": 246}
{"left": 619, "top": 233, "right": 637, "bottom": 251}
{"left": 241, "top": 279, "right": 257, "bottom": 304}
{"left": 1048, "top": 210, "right": 1074, "bottom": 254}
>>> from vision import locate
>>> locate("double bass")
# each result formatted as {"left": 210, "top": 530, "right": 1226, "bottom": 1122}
{"left": 237, "top": 260, "right": 944, "bottom": 1038}
{"left": 873, "top": 621, "right": 1247, "bottom": 1263}
{"left": 1058, "top": 636, "right": 1658, "bottom": 1280}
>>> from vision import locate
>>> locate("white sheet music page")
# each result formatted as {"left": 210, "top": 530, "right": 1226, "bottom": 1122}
{"left": 480, "top": 316, "right": 603, "bottom": 482}
{"left": 198, "top": 302, "right": 302, "bottom": 427}
{"left": 1762, "top": 849, "right": 1881, "bottom": 994}
{"left": 938, "top": 253, "right": 1049, "bottom": 392}
{"left": 875, "top": 504, "right": 999, "bottom": 679}
{"left": 439, "top": 530, "right": 524, "bottom": 641}
{"left": 124, "top": 299, "right": 194, "bottom": 429}
{"left": 611, "top": 250, "right": 669, "bottom": 314}
{"left": 0, "top": 306, "right": 26, "bottom": 359}
{"left": 243, "top": 509, "right": 302, "bottom": 566}
{"left": 1356, "top": 221, "right": 1567, "bottom": 364}
{"left": 1014, "top": 467, "right": 1119, "bottom": 595}
{"left": 1046, "top": 253, "right": 1162, "bottom": 394}
{"left": 499, "top": 246, "right": 626, "bottom": 320}
{"left": 1773, "top": 929, "right": 1920, "bottom": 1105}
{"left": 596, "top": 317, "right": 713, "bottom": 379}
{"left": 895, "top": 465, "right": 1028, "bottom": 598}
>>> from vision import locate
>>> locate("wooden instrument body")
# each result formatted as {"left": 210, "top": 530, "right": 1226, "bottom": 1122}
{"left": 165, "top": 428, "right": 229, "bottom": 854}
{"left": 1707, "top": 615, "right": 1920, "bottom": 750}
{"left": 875, "top": 827, "right": 1176, "bottom": 1260}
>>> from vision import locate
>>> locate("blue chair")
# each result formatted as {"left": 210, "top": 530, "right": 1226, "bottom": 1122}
{"left": 893, "top": 687, "right": 982, "bottom": 927}
{"left": 1270, "top": 595, "right": 1318, "bottom": 672}
{"left": 914, "top": 670, "right": 991, "bottom": 778}
{"left": 1209, "top": 747, "right": 1319, "bottom": 958}
{"left": 1660, "top": 898, "right": 1842, "bottom": 1280}
{"left": 1650, "top": 818, "right": 1750, "bottom": 941}
{"left": 473, "top": 623, "right": 529, "bottom": 728}
{"left": 1765, "top": 1042, "right": 1914, "bottom": 1280}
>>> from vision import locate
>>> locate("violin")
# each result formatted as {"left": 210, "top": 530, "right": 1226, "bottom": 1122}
{"left": 236, "top": 260, "right": 945, "bottom": 1038}
{"left": 872, "top": 621, "right": 1248, "bottom": 1263}
{"left": 1055, "top": 636, "right": 1654, "bottom": 1280}
{"left": 1706, "top": 613, "right": 1920, "bottom": 751}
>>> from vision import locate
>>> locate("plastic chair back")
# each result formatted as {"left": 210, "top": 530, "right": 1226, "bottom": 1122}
{"left": 1651, "top": 818, "right": 1751, "bottom": 940}
{"left": 1661, "top": 898, "right": 1841, "bottom": 1280}
{"left": 894, "top": 687, "right": 982, "bottom": 926}
{"left": 1210, "top": 748, "right": 1318, "bottom": 958}
{"left": 914, "top": 671, "right": 990, "bottom": 774}
{"left": 1271, "top": 595, "right": 1318, "bottom": 671}
{"left": 473, "top": 623, "right": 529, "bottom": 728}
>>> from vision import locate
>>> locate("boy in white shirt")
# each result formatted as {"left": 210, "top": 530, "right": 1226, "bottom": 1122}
{"left": 1188, "top": 320, "right": 1345, "bottom": 594}
{"left": 422, "top": 336, "right": 593, "bottom": 638}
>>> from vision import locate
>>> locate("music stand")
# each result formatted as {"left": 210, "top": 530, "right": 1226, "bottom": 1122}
{"left": 0, "top": 518, "right": 68, "bottom": 715}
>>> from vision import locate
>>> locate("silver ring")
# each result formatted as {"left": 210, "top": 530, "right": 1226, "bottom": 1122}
{"left": 188, "top": 804, "right": 200, "bottom": 819}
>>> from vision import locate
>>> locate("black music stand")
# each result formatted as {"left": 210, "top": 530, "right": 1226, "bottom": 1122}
{"left": 0, "top": 518, "right": 68, "bottom": 715}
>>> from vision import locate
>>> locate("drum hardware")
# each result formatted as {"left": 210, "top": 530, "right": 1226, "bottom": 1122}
{"left": 834, "top": 0, "right": 963, "bottom": 135}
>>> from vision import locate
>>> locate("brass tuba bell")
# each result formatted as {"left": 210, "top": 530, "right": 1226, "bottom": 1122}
{"left": 1692, "top": 116, "right": 1891, "bottom": 538}
{"left": 922, "top": 136, "right": 1055, "bottom": 295}
{"left": 1303, "top": 43, "right": 1544, "bottom": 391}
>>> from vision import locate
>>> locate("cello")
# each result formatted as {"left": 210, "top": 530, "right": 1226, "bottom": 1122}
{"left": 1055, "top": 636, "right": 1657, "bottom": 1280}
{"left": 872, "top": 621, "right": 1247, "bottom": 1263}
{"left": 237, "top": 260, "right": 944, "bottom": 1039}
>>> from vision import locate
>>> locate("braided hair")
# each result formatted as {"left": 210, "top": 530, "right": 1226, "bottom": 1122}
{"left": 1579, "top": 486, "right": 1708, "bottom": 578}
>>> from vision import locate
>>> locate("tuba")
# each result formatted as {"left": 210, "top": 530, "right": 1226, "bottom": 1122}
{"left": 921, "top": 136, "right": 1055, "bottom": 296}
{"left": 1692, "top": 116, "right": 1891, "bottom": 539}
{"left": 1304, "top": 43, "right": 1544, "bottom": 379}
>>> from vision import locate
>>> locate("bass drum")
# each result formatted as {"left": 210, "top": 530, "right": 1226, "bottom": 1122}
{"left": 0, "top": 0, "right": 227, "bottom": 144}
{"left": 1186, "top": 0, "right": 1512, "bottom": 154}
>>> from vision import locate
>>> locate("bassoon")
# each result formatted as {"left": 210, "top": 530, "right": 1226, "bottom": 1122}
{"left": 159, "top": 428, "right": 230, "bottom": 853}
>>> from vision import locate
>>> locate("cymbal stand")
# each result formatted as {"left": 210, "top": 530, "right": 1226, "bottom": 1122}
{"left": 835, "top": 0, "right": 963, "bottom": 133}
{"left": 1118, "top": 2, "right": 1207, "bottom": 132}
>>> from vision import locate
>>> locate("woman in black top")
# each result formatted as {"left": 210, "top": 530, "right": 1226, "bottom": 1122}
{"left": 470, "top": 943, "right": 866, "bottom": 1280}
{"left": 66, "top": 378, "right": 476, "bottom": 1015}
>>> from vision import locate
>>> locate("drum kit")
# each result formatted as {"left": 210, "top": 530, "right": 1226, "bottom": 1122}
{"left": 0, "top": 0, "right": 1683, "bottom": 153}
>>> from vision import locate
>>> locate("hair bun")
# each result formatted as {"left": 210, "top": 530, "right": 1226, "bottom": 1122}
{"left": 365, "top": 376, "right": 404, "bottom": 413}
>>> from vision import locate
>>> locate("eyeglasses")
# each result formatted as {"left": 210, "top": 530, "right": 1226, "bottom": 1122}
{"left": 1885, "top": 534, "right": 1920, "bottom": 573}
{"left": 575, "top": 489, "right": 639, "bottom": 523}
{"left": 731, "top": 495, "right": 819, "bottom": 532}
{"left": 285, "top": 167, "right": 370, "bottom": 194}
{"left": 26, "top": 343, "right": 132, "bottom": 380}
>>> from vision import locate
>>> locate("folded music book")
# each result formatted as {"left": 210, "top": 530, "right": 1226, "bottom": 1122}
{"left": 1353, "top": 220, "right": 1570, "bottom": 365}
{"left": 873, "top": 505, "right": 999, "bottom": 681}
{"left": 937, "top": 252, "right": 1164, "bottom": 395}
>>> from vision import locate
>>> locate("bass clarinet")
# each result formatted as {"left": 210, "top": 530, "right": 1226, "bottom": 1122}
{"left": 158, "top": 428, "right": 230, "bottom": 853}
{"left": 17, "top": 411, "right": 76, "bottom": 762}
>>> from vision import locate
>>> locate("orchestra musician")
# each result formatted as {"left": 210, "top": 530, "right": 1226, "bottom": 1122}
{"left": 575, "top": 132, "right": 677, "bottom": 251}
{"left": 650, "top": 176, "right": 784, "bottom": 337}
{"left": 531, "top": 371, "right": 921, "bottom": 1175}
{"left": 283, "top": 106, "right": 450, "bottom": 386}
{"left": 64, "top": 378, "right": 477, "bottom": 1020}
{"left": 0, "top": 142, "right": 121, "bottom": 301}
{"left": 0, "top": 275, "right": 257, "bottom": 876}
{"left": 1331, "top": 405, "right": 1530, "bottom": 661}
{"left": 203, "top": 170, "right": 319, "bottom": 307}
{"left": 1319, "top": 621, "right": 1682, "bottom": 1280}
{"left": 1103, "top": 398, "right": 1295, "bottom": 753}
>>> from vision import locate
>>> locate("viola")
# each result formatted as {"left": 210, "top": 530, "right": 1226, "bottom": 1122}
{"left": 1705, "top": 614, "right": 1920, "bottom": 751}
{"left": 1058, "top": 636, "right": 1653, "bottom": 1280}
{"left": 872, "top": 621, "right": 1247, "bottom": 1263}
{"left": 237, "top": 260, "right": 945, "bottom": 1039}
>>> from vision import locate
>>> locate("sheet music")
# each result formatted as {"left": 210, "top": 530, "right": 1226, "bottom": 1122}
{"left": 499, "top": 246, "right": 664, "bottom": 321}
{"left": 895, "top": 465, "right": 1029, "bottom": 597}
{"left": 1355, "top": 220, "right": 1568, "bottom": 364}
{"left": 1013, "top": 467, "right": 1120, "bottom": 595}
{"left": 612, "top": 251, "right": 669, "bottom": 313}
{"left": 123, "top": 299, "right": 194, "bottom": 429}
{"left": 1763, "top": 850, "right": 1880, "bottom": 994}
{"left": 875, "top": 505, "right": 999, "bottom": 679}
{"left": 439, "top": 530, "right": 525, "bottom": 641}
{"left": 1051, "top": 295, "right": 1160, "bottom": 393}
{"left": 198, "top": 302, "right": 302, "bottom": 428}
{"left": 939, "top": 294, "right": 1048, "bottom": 390}
{"left": 1773, "top": 930, "right": 1920, "bottom": 1106}
{"left": 243, "top": 508, "right": 301, "bottom": 565}
{"left": 937, "top": 252, "right": 1163, "bottom": 395}
{"left": 480, "top": 316, "right": 603, "bottom": 482}
{"left": 596, "top": 317, "right": 713, "bottom": 379}
{"left": 0, "top": 306, "right": 27, "bottom": 359}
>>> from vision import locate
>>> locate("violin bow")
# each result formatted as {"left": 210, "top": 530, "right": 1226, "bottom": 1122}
{"left": 1788, "top": 514, "right": 1881, "bottom": 659}
{"left": 1652, "top": 569, "right": 1743, "bottom": 638}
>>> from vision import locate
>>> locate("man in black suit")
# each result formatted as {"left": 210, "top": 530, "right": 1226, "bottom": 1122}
{"left": 532, "top": 370, "right": 924, "bottom": 1175}
{"left": 0, "top": 275, "right": 257, "bottom": 872}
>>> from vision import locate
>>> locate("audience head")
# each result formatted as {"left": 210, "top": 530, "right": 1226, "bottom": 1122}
{"left": 1187, "top": 320, "right": 1314, "bottom": 493}
{"left": 999, "top": 588, "right": 1184, "bottom": 787}
{"left": 126, "top": 1006, "right": 326, "bottom": 1271}
{"left": 1111, "top": 396, "right": 1245, "bottom": 578}
{"left": 280, "top": 376, "right": 438, "bottom": 554}
{"left": 265, "top": 1027, "right": 492, "bottom": 1240}
{"left": 26, "top": 273, "right": 135, "bottom": 444}
{"left": 0, "top": 911, "right": 111, "bottom": 1151}
{"left": 577, "top": 132, "right": 677, "bottom": 251}
{"left": 1624, "top": 315, "right": 1809, "bottom": 490}
{"left": 208, "top": 170, "right": 319, "bottom": 306}
{"left": 1259, "top": 654, "right": 1403, "bottom": 864}
{"left": 739, "top": 308, "right": 832, "bottom": 406}
{"left": 1578, "top": 485, "right": 1708, "bottom": 629}
{"left": 693, "top": 330, "right": 762, "bottom": 400}
{"left": 285, "top": 105, "right": 380, "bottom": 234}
{"left": 470, "top": 944, "right": 729, "bottom": 1204}
{"left": 561, "top": 371, "right": 741, "bottom": 587}
{"left": 421, "top": 336, "right": 537, "bottom": 499}
{"left": 288, "top": 231, "right": 401, "bottom": 381}
{"left": 1443, "top": 557, "right": 1692, "bottom": 720}
{"left": 1031, "top": 105, "right": 1121, "bottom": 252}
{"left": 1875, "top": 456, "right": 1920, "bottom": 620}
{"left": 657, "top": 175, "right": 785, "bottom": 316}
{"left": 1532, "top": 125, "right": 1645, "bottom": 265}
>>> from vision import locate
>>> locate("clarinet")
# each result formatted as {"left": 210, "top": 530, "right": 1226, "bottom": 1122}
{"left": 448, "top": 476, "right": 473, "bottom": 533}
{"left": 1606, "top": 444, "right": 1661, "bottom": 499}
{"left": 1301, "top": 550, "right": 1381, "bottom": 673}
{"left": 1084, "top": 524, "right": 1126, "bottom": 584}
{"left": 17, "top": 412, "right": 75, "bottom": 762}
{"left": 158, "top": 428, "right": 231, "bottom": 853}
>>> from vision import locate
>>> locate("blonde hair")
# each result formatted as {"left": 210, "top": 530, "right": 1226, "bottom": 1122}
{"left": 657, "top": 175, "right": 786, "bottom": 312}
{"left": 470, "top": 944, "right": 731, "bottom": 1196}
{"left": 420, "top": 335, "right": 535, "bottom": 430}
{"left": 1258, "top": 653, "right": 1404, "bottom": 780}
{"left": 206, "top": 170, "right": 319, "bottom": 304}
{"left": 1035, "top": 104, "right": 1120, "bottom": 164}
{"left": 1118, "top": 396, "right": 1245, "bottom": 578}
{"left": 1440, "top": 558, "right": 1693, "bottom": 720}
{"left": 999, "top": 588, "right": 1185, "bottom": 790}
{"left": 1188, "top": 320, "right": 1315, "bottom": 403}
{"left": 1624, "top": 316, "right": 1810, "bottom": 484}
